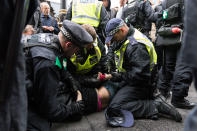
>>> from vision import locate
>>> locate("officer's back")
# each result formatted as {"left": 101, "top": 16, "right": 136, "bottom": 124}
{"left": 23, "top": 20, "right": 94, "bottom": 131}
{"left": 121, "top": 0, "right": 155, "bottom": 37}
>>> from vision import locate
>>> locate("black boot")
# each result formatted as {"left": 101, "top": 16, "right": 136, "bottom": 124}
{"left": 171, "top": 97, "right": 196, "bottom": 109}
{"left": 149, "top": 114, "right": 159, "bottom": 120}
{"left": 154, "top": 95, "right": 182, "bottom": 122}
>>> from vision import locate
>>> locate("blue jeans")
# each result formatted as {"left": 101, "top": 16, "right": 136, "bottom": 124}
{"left": 103, "top": 81, "right": 122, "bottom": 100}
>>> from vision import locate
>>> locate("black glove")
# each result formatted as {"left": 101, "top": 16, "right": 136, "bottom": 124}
{"left": 110, "top": 72, "right": 122, "bottom": 82}
{"left": 68, "top": 100, "right": 85, "bottom": 116}
{"left": 83, "top": 77, "right": 102, "bottom": 87}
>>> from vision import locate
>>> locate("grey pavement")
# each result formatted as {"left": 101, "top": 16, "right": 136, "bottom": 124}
{"left": 51, "top": 84, "right": 197, "bottom": 131}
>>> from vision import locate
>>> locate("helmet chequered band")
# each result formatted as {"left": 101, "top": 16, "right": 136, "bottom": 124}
{"left": 60, "top": 26, "right": 72, "bottom": 42}
{"left": 108, "top": 21, "right": 124, "bottom": 36}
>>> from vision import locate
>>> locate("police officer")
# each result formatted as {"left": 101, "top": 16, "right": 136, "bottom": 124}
{"left": 121, "top": 0, "right": 158, "bottom": 38}
{"left": 66, "top": 0, "right": 110, "bottom": 44}
{"left": 70, "top": 24, "right": 111, "bottom": 111}
{"left": 168, "top": 2, "right": 195, "bottom": 109}
{"left": 70, "top": 24, "right": 107, "bottom": 75}
{"left": 24, "top": 20, "right": 94, "bottom": 131}
{"left": 156, "top": 0, "right": 184, "bottom": 98}
{"left": 156, "top": 0, "right": 195, "bottom": 109}
{"left": 104, "top": 18, "right": 182, "bottom": 122}
{"left": 171, "top": 52, "right": 196, "bottom": 109}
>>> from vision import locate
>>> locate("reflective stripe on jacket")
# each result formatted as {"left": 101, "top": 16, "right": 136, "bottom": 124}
{"left": 114, "top": 29, "right": 157, "bottom": 72}
{"left": 71, "top": 0, "right": 102, "bottom": 27}
{"left": 70, "top": 38, "right": 101, "bottom": 74}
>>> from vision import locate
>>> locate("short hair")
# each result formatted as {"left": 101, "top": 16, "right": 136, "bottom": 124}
{"left": 81, "top": 24, "right": 97, "bottom": 41}
{"left": 40, "top": 2, "right": 49, "bottom": 9}
{"left": 59, "top": 31, "right": 69, "bottom": 43}
{"left": 23, "top": 25, "right": 35, "bottom": 34}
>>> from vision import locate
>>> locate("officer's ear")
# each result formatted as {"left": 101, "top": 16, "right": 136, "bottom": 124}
{"left": 119, "top": 27, "right": 124, "bottom": 33}
{"left": 62, "top": 41, "right": 73, "bottom": 50}
{"left": 64, "top": 41, "right": 72, "bottom": 48}
{"left": 119, "top": 25, "right": 128, "bottom": 34}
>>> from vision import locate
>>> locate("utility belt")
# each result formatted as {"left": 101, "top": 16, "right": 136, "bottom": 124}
{"left": 155, "top": 24, "right": 183, "bottom": 47}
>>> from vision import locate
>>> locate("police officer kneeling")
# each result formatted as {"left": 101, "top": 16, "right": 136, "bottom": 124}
{"left": 104, "top": 18, "right": 182, "bottom": 124}
{"left": 23, "top": 20, "right": 94, "bottom": 131}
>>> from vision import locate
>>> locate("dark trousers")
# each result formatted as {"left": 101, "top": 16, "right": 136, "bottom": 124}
{"left": 27, "top": 109, "right": 50, "bottom": 131}
{"left": 157, "top": 44, "right": 193, "bottom": 98}
{"left": 109, "top": 86, "right": 158, "bottom": 118}
{"left": 157, "top": 45, "right": 180, "bottom": 92}
{"left": 171, "top": 52, "right": 193, "bottom": 99}
{"left": 184, "top": 69, "right": 197, "bottom": 131}
{"left": 155, "top": 46, "right": 163, "bottom": 70}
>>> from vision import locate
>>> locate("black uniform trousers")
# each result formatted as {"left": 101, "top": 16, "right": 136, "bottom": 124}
{"left": 27, "top": 108, "right": 50, "bottom": 131}
{"left": 157, "top": 45, "right": 180, "bottom": 92}
{"left": 109, "top": 86, "right": 158, "bottom": 118}
{"left": 171, "top": 51, "right": 193, "bottom": 99}
{"left": 157, "top": 45, "right": 192, "bottom": 98}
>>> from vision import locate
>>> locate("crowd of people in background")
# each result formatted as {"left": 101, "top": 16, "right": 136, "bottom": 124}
{"left": 7, "top": 0, "right": 197, "bottom": 130}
